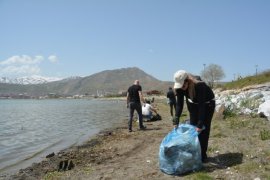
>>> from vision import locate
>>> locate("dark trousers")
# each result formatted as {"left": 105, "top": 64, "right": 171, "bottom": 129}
{"left": 128, "top": 102, "right": 144, "bottom": 130}
{"left": 169, "top": 102, "right": 176, "bottom": 116}
{"left": 189, "top": 101, "right": 215, "bottom": 160}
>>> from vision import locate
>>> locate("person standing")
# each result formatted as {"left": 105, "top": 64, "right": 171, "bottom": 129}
{"left": 166, "top": 87, "right": 176, "bottom": 117}
{"left": 173, "top": 70, "right": 215, "bottom": 162}
{"left": 127, "top": 80, "right": 146, "bottom": 132}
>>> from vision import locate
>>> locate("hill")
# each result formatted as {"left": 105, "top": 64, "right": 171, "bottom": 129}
{"left": 0, "top": 67, "right": 173, "bottom": 97}
{"left": 221, "top": 70, "right": 270, "bottom": 90}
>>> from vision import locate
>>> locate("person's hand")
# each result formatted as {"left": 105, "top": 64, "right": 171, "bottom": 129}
{"left": 196, "top": 127, "right": 203, "bottom": 132}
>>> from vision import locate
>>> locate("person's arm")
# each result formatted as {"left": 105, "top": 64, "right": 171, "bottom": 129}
{"left": 126, "top": 92, "right": 130, "bottom": 108}
{"left": 139, "top": 90, "right": 145, "bottom": 104}
{"left": 150, "top": 106, "right": 158, "bottom": 114}
{"left": 174, "top": 89, "right": 185, "bottom": 126}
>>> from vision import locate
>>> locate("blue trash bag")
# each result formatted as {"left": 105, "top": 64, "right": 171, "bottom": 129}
{"left": 159, "top": 124, "right": 202, "bottom": 175}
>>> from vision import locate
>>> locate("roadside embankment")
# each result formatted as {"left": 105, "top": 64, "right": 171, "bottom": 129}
{"left": 215, "top": 82, "right": 270, "bottom": 120}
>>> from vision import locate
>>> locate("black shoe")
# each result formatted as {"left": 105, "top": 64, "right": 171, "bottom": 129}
{"left": 202, "top": 153, "right": 207, "bottom": 158}
{"left": 139, "top": 126, "right": 147, "bottom": 130}
{"left": 129, "top": 129, "right": 132, "bottom": 132}
{"left": 202, "top": 158, "right": 209, "bottom": 163}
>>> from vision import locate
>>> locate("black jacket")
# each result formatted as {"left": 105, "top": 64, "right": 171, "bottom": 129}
{"left": 175, "top": 82, "right": 215, "bottom": 128}
{"left": 167, "top": 89, "right": 176, "bottom": 103}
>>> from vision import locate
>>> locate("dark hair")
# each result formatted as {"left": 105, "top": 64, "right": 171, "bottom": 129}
{"left": 194, "top": 75, "right": 202, "bottom": 81}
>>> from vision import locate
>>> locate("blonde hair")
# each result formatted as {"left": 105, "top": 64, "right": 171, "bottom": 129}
{"left": 187, "top": 74, "right": 200, "bottom": 100}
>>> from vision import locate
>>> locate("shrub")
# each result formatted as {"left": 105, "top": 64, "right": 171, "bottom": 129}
{"left": 223, "top": 104, "right": 237, "bottom": 119}
{"left": 260, "top": 129, "right": 270, "bottom": 141}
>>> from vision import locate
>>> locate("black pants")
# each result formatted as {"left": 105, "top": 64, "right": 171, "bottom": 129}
{"left": 128, "top": 102, "right": 144, "bottom": 130}
{"left": 188, "top": 101, "right": 215, "bottom": 160}
{"left": 169, "top": 102, "right": 176, "bottom": 116}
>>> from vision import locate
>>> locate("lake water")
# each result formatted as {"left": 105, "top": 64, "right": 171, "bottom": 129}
{"left": 0, "top": 99, "right": 127, "bottom": 174}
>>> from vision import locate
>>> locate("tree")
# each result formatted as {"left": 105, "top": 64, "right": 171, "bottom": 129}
{"left": 201, "top": 64, "right": 225, "bottom": 88}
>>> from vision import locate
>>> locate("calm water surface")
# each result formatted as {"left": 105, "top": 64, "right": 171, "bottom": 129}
{"left": 0, "top": 99, "right": 127, "bottom": 174}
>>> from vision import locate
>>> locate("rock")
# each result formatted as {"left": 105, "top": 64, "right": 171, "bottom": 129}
{"left": 46, "top": 152, "right": 55, "bottom": 158}
{"left": 215, "top": 83, "right": 270, "bottom": 118}
{"left": 215, "top": 104, "right": 225, "bottom": 119}
{"left": 258, "top": 100, "right": 270, "bottom": 120}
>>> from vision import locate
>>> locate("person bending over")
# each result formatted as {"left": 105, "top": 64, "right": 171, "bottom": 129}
{"left": 142, "top": 100, "right": 159, "bottom": 121}
{"left": 173, "top": 70, "right": 215, "bottom": 163}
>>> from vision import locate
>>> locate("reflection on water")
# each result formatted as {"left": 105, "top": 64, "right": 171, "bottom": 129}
{"left": 0, "top": 99, "right": 127, "bottom": 174}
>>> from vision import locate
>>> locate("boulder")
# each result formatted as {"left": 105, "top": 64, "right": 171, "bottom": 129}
{"left": 258, "top": 100, "right": 270, "bottom": 120}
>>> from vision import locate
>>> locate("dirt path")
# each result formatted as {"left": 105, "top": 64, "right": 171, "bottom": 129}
{"left": 52, "top": 101, "right": 177, "bottom": 180}
{"left": 4, "top": 100, "right": 270, "bottom": 180}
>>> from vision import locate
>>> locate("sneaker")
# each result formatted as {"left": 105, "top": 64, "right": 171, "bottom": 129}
{"left": 129, "top": 129, "right": 132, "bottom": 132}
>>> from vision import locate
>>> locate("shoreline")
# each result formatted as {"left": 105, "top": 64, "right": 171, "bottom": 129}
{"left": 0, "top": 116, "right": 128, "bottom": 179}
{"left": 0, "top": 97, "right": 128, "bottom": 177}
{"left": 2, "top": 100, "right": 170, "bottom": 180}
{"left": 2, "top": 99, "right": 270, "bottom": 179}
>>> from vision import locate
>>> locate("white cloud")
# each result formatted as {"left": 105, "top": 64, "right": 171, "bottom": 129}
{"left": 0, "top": 55, "right": 44, "bottom": 65}
{"left": 48, "top": 55, "right": 58, "bottom": 63}
{"left": 0, "top": 54, "right": 60, "bottom": 77}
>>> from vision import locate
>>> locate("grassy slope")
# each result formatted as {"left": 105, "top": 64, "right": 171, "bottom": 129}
{"left": 219, "top": 70, "right": 270, "bottom": 90}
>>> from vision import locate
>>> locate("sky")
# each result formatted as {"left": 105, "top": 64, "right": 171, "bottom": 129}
{"left": 0, "top": 0, "right": 270, "bottom": 82}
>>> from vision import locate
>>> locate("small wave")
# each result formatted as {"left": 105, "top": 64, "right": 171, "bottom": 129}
{"left": 0, "top": 139, "right": 63, "bottom": 173}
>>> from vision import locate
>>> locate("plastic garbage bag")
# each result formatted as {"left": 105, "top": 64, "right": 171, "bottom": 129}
{"left": 159, "top": 124, "right": 202, "bottom": 175}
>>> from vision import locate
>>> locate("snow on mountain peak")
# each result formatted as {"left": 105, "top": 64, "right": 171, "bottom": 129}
{"left": 0, "top": 76, "right": 63, "bottom": 85}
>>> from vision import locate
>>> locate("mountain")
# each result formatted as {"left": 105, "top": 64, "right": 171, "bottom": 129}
{"left": 0, "top": 75, "right": 63, "bottom": 85}
{"left": 0, "top": 67, "right": 173, "bottom": 97}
